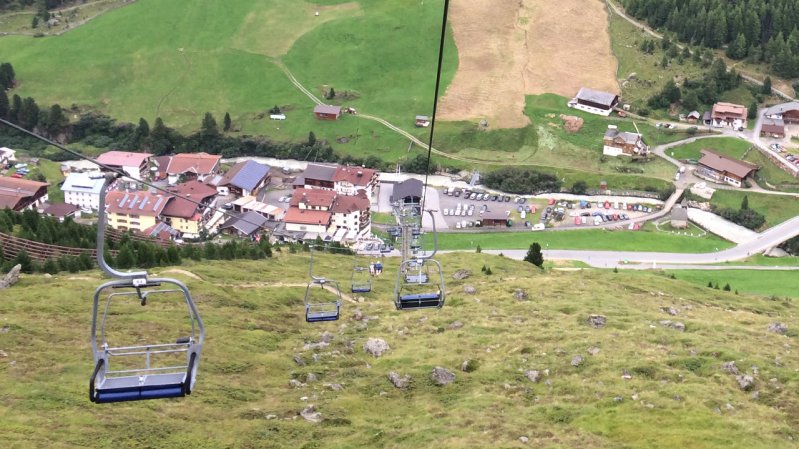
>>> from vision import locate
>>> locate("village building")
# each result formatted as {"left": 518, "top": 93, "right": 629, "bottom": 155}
{"left": 313, "top": 104, "right": 342, "bottom": 120}
{"left": 479, "top": 211, "right": 510, "bottom": 227}
{"left": 105, "top": 190, "right": 173, "bottom": 233}
{"left": 764, "top": 101, "right": 799, "bottom": 124}
{"left": 95, "top": 151, "right": 153, "bottom": 180}
{"left": 218, "top": 210, "right": 269, "bottom": 239}
{"left": 43, "top": 203, "right": 81, "bottom": 222}
{"left": 686, "top": 111, "right": 701, "bottom": 123}
{"left": 602, "top": 127, "right": 648, "bottom": 157}
{"left": 670, "top": 199, "right": 689, "bottom": 229}
{"left": 0, "top": 176, "right": 49, "bottom": 211}
{"left": 294, "top": 163, "right": 378, "bottom": 200}
{"left": 568, "top": 87, "right": 619, "bottom": 116}
{"left": 696, "top": 149, "right": 758, "bottom": 187}
{"left": 415, "top": 115, "right": 430, "bottom": 127}
{"left": 208, "top": 160, "right": 271, "bottom": 197}
{"left": 0, "top": 147, "right": 16, "bottom": 166}
{"left": 709, "top": 102, "right": 747, "bottom": 129}
{"left": 231, "top": 196, "right": 285, "bottom": 221}
{"left": 760, "top": 118, "right": 786, "bottom": 138}
{"left": 151, "top": 155, "right": 171, "bottom": 181}
{"left": 330, "top": 192, "right": 371, "bottom": 240}
{"left": 161, "top": 180, "right": 218, "bottom": 238}
{"left": 62, "top": 172, "right": 106, "bottom": 211}
{"left": 390, "top": 178, "right": 423, "bottom": 207}
{"left": 283, "top": 187, "right": 371, "bottom": 241}
{"left": 166, "top": 152, "right": 221, "bottom": 184}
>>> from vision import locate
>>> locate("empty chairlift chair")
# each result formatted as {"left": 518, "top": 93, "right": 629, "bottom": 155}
{"left": 90, "top": 175, "right": 204, "bottom": 403}
{"left": 305, "top": 279, "right": 342, "bottom": 322}
{"left": 394, "top": 210, "right": 446, "bottom": 310}
{"left": 350, "top": 265, "right": 372, "bottom": 294}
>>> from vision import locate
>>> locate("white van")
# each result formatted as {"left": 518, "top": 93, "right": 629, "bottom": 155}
{"left": 531, "top": 223, "right": 545, "bottom": 231}
{"left": 520, "top": 211, "right": 526, "bottom": 219}
{"left": 269, "top": 114, "right": 286, "bottom": 120}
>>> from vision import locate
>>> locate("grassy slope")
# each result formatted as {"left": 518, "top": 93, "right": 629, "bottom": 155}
{"left": 709, "top": 190, "right": 799, "bottom": 229}
{"left": 746, "top": 150, "right": 799, "bottom": 193}
{"left": 1, "top": 254, "right": 798, "bottom": 448}
{"left": 667, "top": 137, "right": 752, "bottom": 161}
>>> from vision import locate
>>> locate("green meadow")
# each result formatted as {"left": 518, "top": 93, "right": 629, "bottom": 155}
{"left": 1, "top": 254, "right": 799, "bottom": 448}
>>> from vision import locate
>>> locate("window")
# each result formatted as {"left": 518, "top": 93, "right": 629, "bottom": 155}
{"left": 130, "top": 214, "right": 140, "bottom": 219}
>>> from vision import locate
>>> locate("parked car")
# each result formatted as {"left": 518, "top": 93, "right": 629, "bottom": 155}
{"left": 503, "top": 195, "right": 511, "bottom": 202}
{"left": 443, "top": 209, "right": 450, "bottom": 216}
{"left": 532, "top": 223, "right": 545, "bottom": 231}
{"left": 454, "top": 190, "right": 462, "bottom": 197}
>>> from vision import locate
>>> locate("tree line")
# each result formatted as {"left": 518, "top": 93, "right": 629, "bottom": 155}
{"left": 622, "top": 0, "right": 799, "bottom": 78}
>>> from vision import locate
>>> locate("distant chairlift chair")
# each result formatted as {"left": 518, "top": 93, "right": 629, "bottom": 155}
{"left": 351, "top": 265, "right": 372, "bottom": 294}
{"left": 304, "top": 246, "right": 343, "bottom": 322}
{"left": 394, "top": 210, "right": 445, "bottom": 310}
{"left": 90, "top": 175, "right": 204, "bottom": 403}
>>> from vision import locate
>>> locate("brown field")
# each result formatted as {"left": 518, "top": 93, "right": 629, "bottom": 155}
{"left": 438, "top": 0, "right": 619, "bottom": 128}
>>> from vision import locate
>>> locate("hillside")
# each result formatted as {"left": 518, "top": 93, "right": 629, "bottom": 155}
{"left": 1, "top": 253, "right": 798, "bottom": 448}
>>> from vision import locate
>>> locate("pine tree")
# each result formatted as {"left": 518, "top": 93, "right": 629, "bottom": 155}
{"left": 42, "top": 258, "right": 59, "bottom": 275}
{"left": 762, "top": 76, "right": 772, "bottom": 95}
{"left": 327, "top": 87, "right": 336, "bottom": 99}
{"left": 223, "top": 112, "right": 231, "bottom": 132}
{"left": 0, "top": 90, "right": 8, "bottom": 120}
{"left": 0, "top": 62, "right": 14, "bottom": 90}
{"left": 116, "top": 245, "right": 135, "bottom": 269}
{"left": 723, "top": 283, "right": 731, "bottom": 291}
{"left": 741, "top": 195, "right": 749, "bottom": 210}
{"left": 748, "top": 100, "right": 757, "bottom": 119}
{"left": 200, "top": 112, "right": 219, "bottom": 139}
{"left": 9, "top": 94, "right": 21, "bottom": 123}
{"left": 308, "top": 131, "right": 316, "bottom": 146}
{"left": 524, "top": 242, "right": 544, "bottom": 268}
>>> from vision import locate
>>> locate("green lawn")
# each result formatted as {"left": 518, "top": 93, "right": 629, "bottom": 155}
{"left": 709, "top": 190, "right": 799, "bottom": 229}
{"left": 665, "top": 269, "right": 799, "bottom": 298}
{"left": 746, "top": 150, "right": 799, "bottom": 192}
{"left": 371, "top": 211, "right": 397, "bottom": 225}
{"left": 666, "top": 137, "right": 751, "bottom": 161}
{"left": 424, "top": 227, "right": 733, "bottom": 253}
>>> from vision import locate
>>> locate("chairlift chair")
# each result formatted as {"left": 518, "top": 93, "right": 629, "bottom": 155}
{"left": 305, "top": 245, "right": 343, "bottom": 322}
{"left": 90, "top": 175, "right": 204, "bottom": 403}
{"left": 394, "top": 210, "right": 445, "bottom": 310}
{"left": 351, "top": 265, "right": 372, "bottom": 294}
{"left": 305, "top": 278, "right": 342, "bottom": 322}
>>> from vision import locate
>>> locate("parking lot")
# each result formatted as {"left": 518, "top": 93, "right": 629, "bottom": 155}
{"left": 437, "top": 187, "right": 659, "bottom": 230}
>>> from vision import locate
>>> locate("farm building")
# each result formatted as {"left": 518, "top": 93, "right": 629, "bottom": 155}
{"left": 95, "top": 151, "right": 153, "bottom": 180}
{"left": 43, "top": 203, "right": 80, "bottom": 222}
{"left": 602, "top": 127, "right": 648, "bottom": 157}
{"left": 670, "top": 200, "right": 689, "bottom": 229}
{"left": 166, "top": 152, "right": 221, "bottom": 184}
{"left": 390, "top": 178, "right": 423, "bottom": 207}
{"left": 764, "top": 101, "right": 799, "bottom": 124}
{"left": 479, "top": 211, "right": 510, "bottom": 227}
{"left": 760, "top": 118, "right": 786, "bottom": 138}
{"left": 415, "top": 115, "right": 430, "bottom": 127}
{"left": 219, "top": 211, "right": 269, "bottom": 239}
{"left": 0, "top": 176, "right": 49, "bottom": 211}
{"left": 709, "top": 102, "right": 747, "bottom": 129}
{"left": 295, "top": 163, "right": 379, "bottom": 200}
{"left": 696, "top": 149, "right": 758, "bottom": 187}
{"left": 568, "top": 87, "right": 619, "bottom": 116}
{"left": 313, "top": 104, "right": 342, "bottom": 120}
{"left": 686, "top": 111, "right": 701, "bottom": 123}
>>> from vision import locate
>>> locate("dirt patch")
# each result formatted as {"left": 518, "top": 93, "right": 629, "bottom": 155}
{"left": 438, "top": 0, "right": 618, "bottom": 128}
{"left": 161, "top": 269, "right": 202, "bottom": 280}
{"left": 560, "top": 114, "right": 584, "bottom": 133}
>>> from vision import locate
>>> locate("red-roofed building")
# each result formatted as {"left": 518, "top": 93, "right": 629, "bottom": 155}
{"left": 161, "top": 180, "right": 218, "bottom": 237}
{"left": 313, "top": 104, "right": 341, "bottom": 120}
{"left": 290, "top": 188, "right": 336, "bottom": 210}
{"left": 0, "top": 176, "right": 49, "bottom": 211}
{"left": 331, "top": 192, "right": 371, "bottom": 238}
{"left": 43, "top": 203, "right": 80, "bottom": 222}
{"left": 283, "top": 188, "right": 371, "bottom": 239}
{"left": 697, "top": 149, "right": 758, "bottom": 187}
{"left": 710, "top": 102, "right": 748, "bottom": 129}
{"left": 284, "top": 208, "right": 332, "bottom": 234}
{"left": 166, "top": 152, "right": 221, "bottom": 184}
{"left": 96, "top": 151, "right": 153, "bottom": 180}
{"left": 296, "top": 163, "right": 378, "bottom": 200}
{"left": 105, "top": 190, "right": 173, "bottom": 233}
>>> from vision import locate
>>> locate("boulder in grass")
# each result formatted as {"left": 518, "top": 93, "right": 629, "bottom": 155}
{"left": 431, "top": 367, "right": 455, "bottom": 386}
{"left": 363, "top": 338, "right": 390, "bottom": 358}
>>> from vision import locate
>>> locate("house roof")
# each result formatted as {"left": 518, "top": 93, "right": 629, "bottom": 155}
{"left": 687, "top": 111, "right": 701, "bottom": 119}
{"left": 0, "top": 176, "right": 49, "bottom": 201}
{"left": 105, "top": 190, "right": 173, "bottom": 216}
{"left": 391, "top": 178, "right": 423, "bottom": 202}
{"left": 284, "top": 207, "right": 332, "bottom": 225}
{"left": 219, "top": 211, "right": 269, "bottom": 235}
{"left": 698, "top": 149, "right": 758, "bottom": 179}
{"left": 703, "top": 111, "right": 712, "bottom": 121}
{"left": 671, "top": 205, "right": 688, "bottom": 221}
{"left": 761, "top": 118, "right": 785, "bottom": 133}
{"left": 143, "top": 222, "right": 180, "bottom": 240}
{"left": 290, "top": 188, "right": 336, "bottom": 208}
{"left": 711, "top": 102, "right": 747, "bottom": 118}
{"left": 161, "top": 181, "right": 217, "bottom": 218}
{"left": 331, "top": 193, "right": 370, "bottom": 214}
{"left": 44, "top": 202, "right": 80, "bottom": 218}
{"left": 232, "top": 196, "right": 286, "bottom": 218}
{"left": 0, "top": 147, "right": 15, "bottom": 159}
{"left": 152, "top": 155, "right": 171, "bottom": 178}
{"left": 61, "top": 172, "right": 105, "bottom": 194}
{"left": 415, "top": 115, "right": 429, "bottom": 121}
{"left": 96, "top": 151, "right": 152, "bottom": 167}
{"left": 313, "top": 104, "right": 342, "bottom": 115}
{"left": 603, "top": 129, "right": 642, "bottom": 144}
{"left": 334, "top": 165, "right": 376, "bottom": 187}
{"left": 575, "top": 87, "right": 618, "bottom": 107}
{"left": 223, "top": 160, "right": 270, "bottom": 191}
{"left": 167, "top": 152, "right": 221, "bottom": 176}
{"left": 481, "top": 211, "right": 509, "bottom": 221}
{"left": 303, "top": 163, "right": 338, "bottom": 182}
{"left": 764, "top": 101, "right": 799, "bottom": 116}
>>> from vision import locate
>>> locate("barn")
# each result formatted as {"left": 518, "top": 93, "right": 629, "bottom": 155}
{"left": 764, "top": 101, "right": 799, "bottom": 124}
{"left": 479, "top": 211, "right": 510, "bottom": 227}
{"left": 313, "top": 105, "right": 342, "bottom": 120}
{"left": 760, "top": 118, "right": 786, "bottom": 138}
{"left": 390, "top": 178, "right": 423, "bottom": 208}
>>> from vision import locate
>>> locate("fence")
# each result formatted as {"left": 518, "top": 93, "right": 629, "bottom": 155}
{"left": 0, "top": 231, "right": 116, "bottom": 263}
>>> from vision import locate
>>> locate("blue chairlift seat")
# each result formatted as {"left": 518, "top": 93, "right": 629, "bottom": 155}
{"left": 306, "top": 305, "right": 340, "bottom": 322}
{"left": 351, "top": 285, "right": 371, "bottom": 294}
{"left": 91, "top": 353, "right": 196, "bottom": 403}
{"left": 305, "top": 279, "right": 342, "bottom": 323}
{"left": 397, "top": 291, "right": 443, "bottom": 309}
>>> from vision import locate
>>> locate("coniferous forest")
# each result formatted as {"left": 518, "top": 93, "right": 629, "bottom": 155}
{"left": 621, "top": 0, "right": 799, "bottom": 78}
